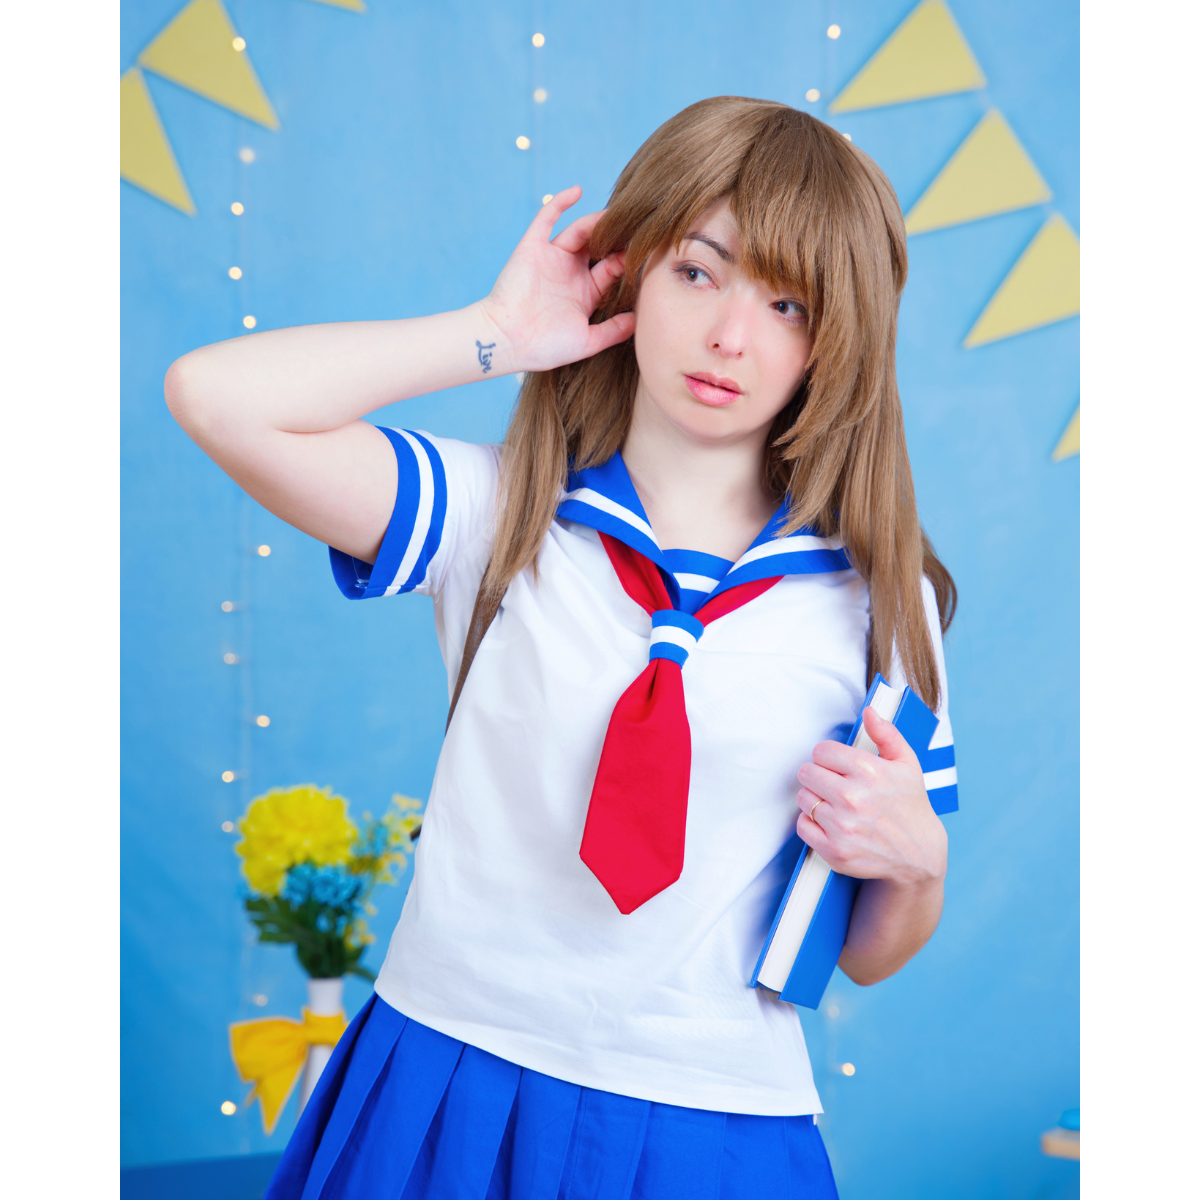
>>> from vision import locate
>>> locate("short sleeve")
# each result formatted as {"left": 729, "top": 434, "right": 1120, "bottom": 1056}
{"left": 890, "top": 578, "right": 958, "bottom": 815}
{"left": 329, "top": 428, "right": 499, "bottom": 601}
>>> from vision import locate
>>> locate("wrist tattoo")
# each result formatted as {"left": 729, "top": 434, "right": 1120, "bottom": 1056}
{"left": 476, "top": 340, "right": 497, "bottom": 374}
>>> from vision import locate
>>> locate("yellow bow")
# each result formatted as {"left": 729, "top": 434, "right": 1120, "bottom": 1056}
{"left": 229, "top": 1007, "right": 348, "bottom": 1133}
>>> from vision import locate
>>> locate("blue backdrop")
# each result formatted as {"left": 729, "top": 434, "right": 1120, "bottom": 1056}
{"left": 121, "top": 2, "right": 1079, "bottom": 1196}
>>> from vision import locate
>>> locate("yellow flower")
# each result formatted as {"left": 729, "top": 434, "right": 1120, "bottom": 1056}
{"left": 235, "top": 785, "right": 358, "bottom": 896}
{"left": 383, "top": 796, "right": 423, "bottom": 842}
{"left": 347, "top": 918, "right": 376, "bottom": 948}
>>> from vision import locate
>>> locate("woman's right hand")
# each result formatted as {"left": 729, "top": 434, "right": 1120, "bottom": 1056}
{"left": 479, "top": 186, "right": 636, "bottom": 374}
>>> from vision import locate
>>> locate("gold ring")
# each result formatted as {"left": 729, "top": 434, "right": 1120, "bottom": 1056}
{"left": 808, "top": 798, "right": 827, "bottom": 821}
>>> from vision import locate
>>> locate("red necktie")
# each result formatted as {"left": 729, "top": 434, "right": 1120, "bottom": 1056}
{"left": 579, "top": 533, "right": 781, "bottom": 913}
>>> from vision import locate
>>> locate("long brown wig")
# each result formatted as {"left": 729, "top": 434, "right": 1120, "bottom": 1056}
{"left": 483, "top": 96, "right": 955, "bottom": 709}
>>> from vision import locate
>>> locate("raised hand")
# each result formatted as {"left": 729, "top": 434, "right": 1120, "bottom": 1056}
{"left": 163, "top": 187, "right": 638, "bottom": 570}
{"left": 479, "top": 186, "right": 636, "bottom": 374}
{"left": 795, "top": 706, "right": 948, "bottom": 886}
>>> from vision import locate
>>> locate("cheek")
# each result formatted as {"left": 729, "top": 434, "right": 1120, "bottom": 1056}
{"left": 754, "top": 323, "right": 813, "bottom": 404}
{"left": 632, "top": 285, "right": 685, "bottom": 378}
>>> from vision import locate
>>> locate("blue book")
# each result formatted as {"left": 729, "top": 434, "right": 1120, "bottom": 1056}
{"left": 749, "top": 675, "right": 957, "bottom": 1010}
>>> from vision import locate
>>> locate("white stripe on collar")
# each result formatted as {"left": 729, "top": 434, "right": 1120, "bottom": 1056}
{"left": 673, "top": 572, "right": 720, "bottom": 592}
{"left": 561, "top": 487, "right": 659, "bottom": 548}
{"left": 735, "top": 532, "right": 845, "bottom": 570}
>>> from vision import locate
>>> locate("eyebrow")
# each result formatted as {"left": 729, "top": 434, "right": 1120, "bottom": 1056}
{"left": 682, "top": 233, "right": 734, "bottom": 263}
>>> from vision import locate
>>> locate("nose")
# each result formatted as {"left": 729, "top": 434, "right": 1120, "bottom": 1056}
{"left": 704, "top": 295, "right": 751, "bottom": 359}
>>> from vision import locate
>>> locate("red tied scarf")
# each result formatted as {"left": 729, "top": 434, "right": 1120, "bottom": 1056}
{"left": 579, "top": 533, "right": 782, "bottom": 913}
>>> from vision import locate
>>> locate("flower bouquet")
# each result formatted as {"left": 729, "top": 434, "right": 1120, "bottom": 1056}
{"left": 235, "top": 785, "right": 423, "bottom": 980}
{"left": 229, "top": 785, "right": 424, "bottom": 1129}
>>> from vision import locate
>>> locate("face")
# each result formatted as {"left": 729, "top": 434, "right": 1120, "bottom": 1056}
{"left": 631, "top": 197, "right": 813, "bottom": 448}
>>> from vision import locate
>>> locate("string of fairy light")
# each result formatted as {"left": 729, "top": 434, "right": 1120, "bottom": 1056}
{"left": 218, "top": 134, "right": 269, "bottom": 809}
{"left": 209, "top": 13, "right": 561, "bottom": 1133}
{"left": 218, "top": 14, "right": 554, "bottom": 821}
{"left": 218, "top": 18, "right": 274, "bottom": 1139}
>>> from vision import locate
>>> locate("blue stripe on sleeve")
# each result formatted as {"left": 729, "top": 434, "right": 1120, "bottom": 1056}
{"left": 928, "top": 784, "right": 959, "bottom": 815}
{"left": 328, "top": 428, "right": 446, "bottom": 600}
{"left": 400, "top": 430, "right": 448, "bottom": 592}
{"left": 922, "top": 745, "right": 956, "bottom": 773}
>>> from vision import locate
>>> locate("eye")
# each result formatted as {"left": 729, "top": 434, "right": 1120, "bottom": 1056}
{"left": 773, "top": 299, "right": 809, "bottom": 324}
{"left": 673, "top": 262, "right": 713, "bottom": 286}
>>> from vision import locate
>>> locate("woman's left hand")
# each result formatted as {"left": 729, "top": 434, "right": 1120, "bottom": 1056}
{"left": 795, "top": 706, "right": 947, "bottom": 886}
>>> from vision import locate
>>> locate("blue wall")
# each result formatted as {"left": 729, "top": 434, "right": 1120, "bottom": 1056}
{"left": 121, "top": 1, "right": 1079, "bottom": 1195}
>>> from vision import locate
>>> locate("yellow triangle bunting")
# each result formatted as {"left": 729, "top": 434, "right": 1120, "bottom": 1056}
{"left": 965, "top": 215, "right": 1080, "bottom": 348}
{"left": 120, "top": 68, "right": 196, "bottom": 215}
{"left": 830, "top": 0, "right": 986, "bottom": 114}
{"left": 306, "top": 0, "right": 367, "bottom": 9}
{"left": 1051, "top": 407, "right": 1080, "bottom": 461}
{"left": 906, "top": 110, "right": 1052, "bottom": 234}
{"left": 138, "top": 0, "right": 279, "bottom": 129}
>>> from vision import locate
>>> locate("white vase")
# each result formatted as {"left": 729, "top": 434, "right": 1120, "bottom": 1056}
{"left": 298, "top": 976, "right": 345, "bottom": 1113}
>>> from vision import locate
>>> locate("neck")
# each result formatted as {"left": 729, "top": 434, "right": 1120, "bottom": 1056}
{"left": 621, "top": 388, "right": 778, "bottom": 561}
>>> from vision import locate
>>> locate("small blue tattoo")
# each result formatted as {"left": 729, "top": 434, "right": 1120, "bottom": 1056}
{"left": 476, "top": 340, "right": 497, "bottom": 374}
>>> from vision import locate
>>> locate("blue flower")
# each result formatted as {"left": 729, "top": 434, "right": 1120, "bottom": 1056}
{"left": 353, "top": 820, "right": 392, "bottom": 858}
{"left": 281, "top": 862, "right": 369, "bottom": 912}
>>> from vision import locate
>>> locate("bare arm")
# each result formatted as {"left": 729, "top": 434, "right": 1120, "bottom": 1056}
{"left": 794, "top": 706, "right": 949, "bottom": 986}
{"left": 164, "top": 187, "right": 634, "bottom": 563}
{"left": 837, "top": 874, "right": 944, "bottom": 985}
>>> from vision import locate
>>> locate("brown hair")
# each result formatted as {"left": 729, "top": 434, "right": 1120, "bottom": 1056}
{"left": 483, "top": 96, "right": 955, "bottom": 708}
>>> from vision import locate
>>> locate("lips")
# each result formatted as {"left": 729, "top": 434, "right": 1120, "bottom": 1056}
{"left": 684, "top": 373, "right": 743, "bottom": 407}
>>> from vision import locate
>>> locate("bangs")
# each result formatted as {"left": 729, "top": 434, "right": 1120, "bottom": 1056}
{"left": 610, "top": 101, "right": 881, "bottom": 337}
{"left": 728, "top": 110, "right": 853, "bottom": 319}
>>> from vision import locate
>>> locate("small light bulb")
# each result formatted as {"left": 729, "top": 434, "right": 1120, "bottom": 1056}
{"left": 223, "top": 652, "right": 240, "bottom": 665}
{"left": 253, "top": 994, "right": 269, "bottom": 1007}
{"left": 230, "top": 202, "right": 245, "bottom": 215}
{"left": 256, "top": 715, "right": 271, "bottom": 728}
{"left": 221, "top": 770, "right": 236, "bottom": 783}
{"left": 228, "top": 266, "right": 243, "bottom": 280}
{"left": 542, "top": 194, "right": 554, "bottom": 205}
{"left": 238, "top": 147, "right": 255, "bottom": 164}
{"left": 516, "top": 135, "right": 531, "bottom": 150}
{"left": 232, "top": 37, "right": 246, "bottom": 52}
{"left": 221, "top": 821, "right": 235, "bottom": 833}
{"left": 243, "top": 315, "right": 257, "bottom": 329}
{"left": 532, "top": 32, "right": 545, "bottom": 47}
{"left": 533, "top": 88, "right": 548, "bottom": 103}
{"left": 256, "top": 544, "right": 271, "bottom": 557}
{"left": 841, "top": 1062, "right": 856, "bottom": 1076}
{"left": 221, "top": 1100, "right": 237, "bottom": 1115}
{"left": 221, "top": 601, "right": 235, "bottom": 612}
{"left": 827, "top": 24, "right": 841, "bottom": 39}
{"left": 806, "top": 88, "right": 820, "bottom": 102}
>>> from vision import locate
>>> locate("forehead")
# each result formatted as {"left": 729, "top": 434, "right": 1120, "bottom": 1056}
{"left": 672, "top": 194, "right": 806, "bottom": 298}
{"left": 682, "top": 197, "right": 740, "bottom": 250}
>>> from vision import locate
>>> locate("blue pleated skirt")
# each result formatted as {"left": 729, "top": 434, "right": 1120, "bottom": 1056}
{"left": 265, "top": 994, "right": 838, "bottom": 1200}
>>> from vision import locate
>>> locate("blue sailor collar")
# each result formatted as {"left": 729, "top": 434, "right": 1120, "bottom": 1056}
{"left": 557, "top": 451, "right": 851, "bottom": 608}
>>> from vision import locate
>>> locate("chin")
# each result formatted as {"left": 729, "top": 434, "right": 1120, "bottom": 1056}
{"left": 666, "top": 395, "right": 760, "bottom": 444}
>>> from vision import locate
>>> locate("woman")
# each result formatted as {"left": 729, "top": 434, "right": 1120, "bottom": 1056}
{"left": 167, "top": 95, "right": 956, "bottom": 1198}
